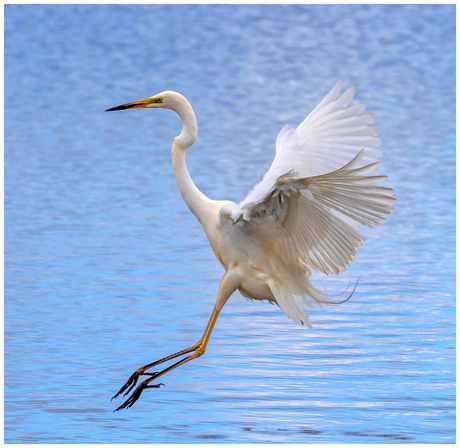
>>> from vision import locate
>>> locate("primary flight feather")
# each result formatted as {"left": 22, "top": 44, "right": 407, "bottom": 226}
{"left": 107, "top": 80, "right": 395, "bottom": 410}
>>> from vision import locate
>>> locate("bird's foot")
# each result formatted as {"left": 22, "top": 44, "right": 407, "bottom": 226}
{"left": 112, "top": 368, "right": 159, "bottom": 401}
{"left": 113, "top": 379, "right": 165, "bottom": 412}
{"left": 112, "top": 342, "right": 204, "bottom": 410}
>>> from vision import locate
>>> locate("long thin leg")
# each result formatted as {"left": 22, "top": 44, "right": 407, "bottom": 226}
{"left": 114, "top": 300, "right": 221, "bottom": 412}
{"left": 113, "top": 268, "right": 241, "bottom": 411}
{"left": 112, "top": 297, "right": 225, "bottom": 400}
{"left": 112, "top": 341, "right": 202, "bottom": 400}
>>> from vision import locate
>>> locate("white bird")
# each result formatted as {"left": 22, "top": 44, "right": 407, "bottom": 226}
{"left": 107, "top": 81, "right": 395, "bottom": 410}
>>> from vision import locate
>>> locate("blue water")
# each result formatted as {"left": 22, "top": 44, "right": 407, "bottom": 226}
{"left": 5, "top": 4, "right": 455, "bottom": 443}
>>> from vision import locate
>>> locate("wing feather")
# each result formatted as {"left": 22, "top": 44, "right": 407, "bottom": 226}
{"left": 243, "top": 150, "right": 395, "bottom": 276}
{"left": 236, "top": 82, "right": 395, "bottom": 324}
{"left": 240, "top": 81, "right": 384, "bottom": 213}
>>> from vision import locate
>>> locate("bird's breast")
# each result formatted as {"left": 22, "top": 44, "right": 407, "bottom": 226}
{"left": 208, "top": 224, "right": 260, "bottom": 268}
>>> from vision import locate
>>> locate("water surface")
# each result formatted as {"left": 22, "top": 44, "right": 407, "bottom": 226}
{"left": 5, "top": 4, "right": 455, "bottom": 443}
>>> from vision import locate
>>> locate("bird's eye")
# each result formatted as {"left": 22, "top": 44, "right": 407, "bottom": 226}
{"left": 149, "top": 98, "right": 163, "bottom": 104}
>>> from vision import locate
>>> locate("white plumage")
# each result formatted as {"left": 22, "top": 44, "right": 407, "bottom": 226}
{"left": 235, "top": 80, "right": 395, "bottom": 325}
{"left": 240, "top": 80, "right": 382, "bottom": 210}
{"left": 108, "top": 81, "right": 395, "bottom": 410}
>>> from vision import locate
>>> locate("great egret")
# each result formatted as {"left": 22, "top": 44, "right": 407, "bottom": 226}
{"left": 107, "top": 81, "right": 395, "bottom": 411}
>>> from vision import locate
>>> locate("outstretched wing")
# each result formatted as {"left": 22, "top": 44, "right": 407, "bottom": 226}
{"left": 243, "top": 150, "right": 395, "bottom": 276}
{"left": 237, "top": 81, "right": 395, "bottom": 276}
{"left": 240, "top": 80, "right": 382, "bottom": 221}
{"left": 227, "top": 82, "right": 395, "bottom": 326}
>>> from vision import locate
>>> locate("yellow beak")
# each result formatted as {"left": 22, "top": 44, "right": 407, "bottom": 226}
{"left": 106, "top": 98, "right": 151, "bottom": 112}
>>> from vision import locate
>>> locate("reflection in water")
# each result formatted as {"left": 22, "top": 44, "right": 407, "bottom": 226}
{"left": 5, "top": 3, "right": 455, "bottom": 444}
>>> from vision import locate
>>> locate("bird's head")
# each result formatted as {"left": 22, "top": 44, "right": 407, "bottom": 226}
{"left": 106, "top": 91, "right": 187, "bottom": 112}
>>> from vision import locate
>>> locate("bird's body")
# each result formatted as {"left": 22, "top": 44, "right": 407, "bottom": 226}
{"left": 107, "top": 81, "right": 395, "bottom": 410}
{"left": 206, "top": 203, "right": 277, "bottom": 303}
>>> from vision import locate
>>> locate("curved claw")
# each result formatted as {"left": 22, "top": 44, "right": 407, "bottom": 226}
{"left": 112, "top": 369, "right": 160, "bottom": 401}
{"left": 112, "top": 371, "right": 140, "bottom": 400}
{"left": 113, "top": 380, "right": 164, "bottom": 412}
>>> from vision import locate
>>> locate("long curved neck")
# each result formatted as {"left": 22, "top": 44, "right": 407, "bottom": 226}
{"left": 170, "top": 95, "right": 214, "bottom": 224}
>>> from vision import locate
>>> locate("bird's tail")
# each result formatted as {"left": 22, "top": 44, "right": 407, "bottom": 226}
{"left": 267, "top": 272, "right": 361, "bottom": 328}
